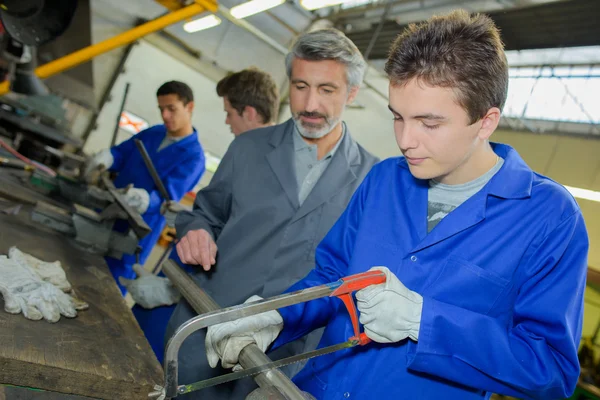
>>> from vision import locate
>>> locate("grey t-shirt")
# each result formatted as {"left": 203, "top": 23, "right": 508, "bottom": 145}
{"left": 293, "top": 124, "right": 345, "bottom": 206}
{"left": 427, "top": 157, "right": 504, "bottom": 232}
{"left": 157, "top": 134, "right": 186, "bottom": 151}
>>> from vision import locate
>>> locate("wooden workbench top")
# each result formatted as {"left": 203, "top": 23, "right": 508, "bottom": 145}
{"left": 0, "top": 203, "right": 163, "bottom": 399}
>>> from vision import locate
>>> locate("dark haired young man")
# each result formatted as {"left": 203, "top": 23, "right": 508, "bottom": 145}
{"left": 216, "top": 67, "right": 279, "bottom": 136}
{"left": 205, "top": 10, "right": 588, "bottom": 400}
{"left": 84, "top": 80, "right": 205, "bottom": 294}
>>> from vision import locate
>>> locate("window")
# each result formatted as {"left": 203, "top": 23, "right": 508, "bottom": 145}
{"left": 504, "top": 65, "right": 600, "bottom": 124}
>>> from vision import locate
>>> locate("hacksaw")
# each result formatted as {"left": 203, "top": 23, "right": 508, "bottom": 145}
{"left": 151, "top": 270, "right": 386, "bottom": 399}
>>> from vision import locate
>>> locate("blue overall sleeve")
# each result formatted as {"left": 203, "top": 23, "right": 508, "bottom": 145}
{"left": 272, "top": 171, "right": 374, "bottom": 348}
{"left": 407, "top": 210, "right": 588, "bottom": 400}
{"left": 175, "top": 138, "right": 236, "bottom": 241}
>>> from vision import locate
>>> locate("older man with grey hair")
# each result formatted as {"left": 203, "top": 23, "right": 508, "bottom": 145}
{"left": 165, "top": 28, "right": 379, "bottom": 399}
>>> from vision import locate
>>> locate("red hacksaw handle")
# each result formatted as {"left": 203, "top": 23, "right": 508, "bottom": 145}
{"left": 330, "top": 270, "right": 386, "bottom": 346}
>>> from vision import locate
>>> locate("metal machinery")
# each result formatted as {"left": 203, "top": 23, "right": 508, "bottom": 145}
{"left": 0, "top": 1, "right": 311, "bottom": 398}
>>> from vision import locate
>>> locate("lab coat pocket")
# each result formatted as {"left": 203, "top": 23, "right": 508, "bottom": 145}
{"left": 307, "top": 359, "right": 329, "bottom": 391}
{"left": 426, "top": 257, "right": 510, "bottom": 315}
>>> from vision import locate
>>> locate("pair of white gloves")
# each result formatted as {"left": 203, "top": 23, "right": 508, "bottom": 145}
{"left": 83, "top": 149, "right": 150, "bottom": 215}
{"left": 0, "top": 247, "right": 86, "bottom": 323}
{"left": 205, "top": 266, "right": 423, "bottom": 370}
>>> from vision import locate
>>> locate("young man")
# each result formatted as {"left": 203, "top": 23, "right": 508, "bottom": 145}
{"left": 216, "top": 67, "right": 279, "bottom": 135}
{"left": 84, "top": 81, "right": 205, "bottom": 294}
{"left": 167, "top": 29, "right": 379, "bottom": 399}
{"left": 205, "top": 11, "right": 588, "bottom": 400}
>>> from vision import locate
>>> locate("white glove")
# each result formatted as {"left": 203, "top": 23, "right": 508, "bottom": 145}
{"left": 123, "top": 187, "right": 150, "bottom": 214}
{"left": 160, "top": 201, "right": 185, "bottom": 228}
{"left": 9, "top": 247, "right": 72, "bottom": 292}
{"left": 119, "top": 264, "right": 180, "bottom": 309}
{"left": 0, "top": 255, "right": 77, "bottom": 322}
{"left": 83, "top": 149, "right": 113, "bottom": 179}
{"left": 206, "top": 295, "right": 283, "bottom": 369}
{"left": 356, "top": 266, "right": 423, "bottom": 343}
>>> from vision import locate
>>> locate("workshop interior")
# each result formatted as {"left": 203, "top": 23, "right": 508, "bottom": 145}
{"left": 0, "top": 0, "right": 598, "bottom": 399}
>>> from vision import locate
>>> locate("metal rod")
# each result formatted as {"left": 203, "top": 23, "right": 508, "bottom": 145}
{"left": 0, "top": 0, "right": 218, "bottom": 96}
{"left": 134, "top": 139, "right": 171, "bottom": 201}
{"left": 81, "top": 43, "right": 135, "bottom": 148}
{"left": 110, "top": 83, "right": 131, "bottom": 147}
{"left": 162, "top": 260, "right": 309, "bottom": 399}
{"left": 152, "top": 241, "right": 174, "bottom": 275}
{"left": 363, "top": 0, "right": 392, "bottom": 61}
{"left": 217, "top": 5, "right": 289, "bottom": 56}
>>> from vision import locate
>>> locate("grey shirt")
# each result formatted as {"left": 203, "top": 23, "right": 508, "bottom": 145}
{"left": 427, "top": 156, "right": 505, "bottom": 232}
{"left": 158, "top": 134, "right": 186, "bottom": 151}
{"left": 293, "top": 123, "right": 346, "bottom": 205}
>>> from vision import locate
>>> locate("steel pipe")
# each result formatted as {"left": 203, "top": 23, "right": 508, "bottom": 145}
{"left": 162, "top": 260, "right": 307, "bottom": 400}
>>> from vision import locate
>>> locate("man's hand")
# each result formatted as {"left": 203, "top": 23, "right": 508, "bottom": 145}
{"left": 205, "top": 295, "right": 283, "bottom": 369}
{"left": 83, "top": 149, "right": 113, "bottom": 183}
{"left": 176, "top": 229, "right": 217, "bottom": 271}
{"left": 0, "top": 255, "right": 77, "bottom": 323}
{"left": 119, "top": 264, "right": 180, "bottom": 309}
{"left": 356, "top": 266, "right": 423, "bottom": 343}
{"left": 122, "top": 187, "right": 150, "bottom": 215}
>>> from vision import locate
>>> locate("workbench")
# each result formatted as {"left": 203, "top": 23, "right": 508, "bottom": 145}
{"left": 0, "top": 173, "right": 163, "bottom": 399}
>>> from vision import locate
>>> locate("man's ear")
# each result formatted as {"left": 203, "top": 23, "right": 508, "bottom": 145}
{"left": 346, "top": 86, "right": 359, "bottom": 105}
{"left": 478, "top": 107, "right": 501, "bottom": 140}
{"left": 243, "top": 105, "right": 259, "bottom": 122}
{"left": 186, "top": 100, "right": 195, "bottom": 114}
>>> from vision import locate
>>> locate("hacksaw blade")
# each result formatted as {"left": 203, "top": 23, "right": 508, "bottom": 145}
{"left": 177, "top": 338, "right": 359, "bottom": 395}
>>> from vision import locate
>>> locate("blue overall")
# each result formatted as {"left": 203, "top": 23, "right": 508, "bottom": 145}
{"left": 272, "top": 143, "right": 588, "bottom": 400}
{"left": 104, "top": 124, "right": 205, "bottom": 293}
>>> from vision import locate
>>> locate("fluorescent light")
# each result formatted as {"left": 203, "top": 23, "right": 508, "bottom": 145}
{"left": 300, "top": 0, "right": 350, "bottom": 10}
{"left": 183, "top": 15, "right": 221, "bottom": 33}
{"left": 564, "top": 186, "right": 600, "bottom": 203}
{"left": 230, "top": 0, "right": 285, "bottom": 19}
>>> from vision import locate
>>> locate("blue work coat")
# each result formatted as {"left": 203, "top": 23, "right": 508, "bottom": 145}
{"left": 105, "top": 125, "right": 205, "bottom": 290}
{"left": 273, "top": 143, "right": 588, "bottom": 400}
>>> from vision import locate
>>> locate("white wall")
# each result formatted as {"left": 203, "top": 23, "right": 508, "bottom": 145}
{"left": 84, "top": 40, "right": 234, "bottom": 158}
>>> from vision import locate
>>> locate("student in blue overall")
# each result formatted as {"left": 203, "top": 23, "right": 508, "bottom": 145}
{"left": 84, "top": 81, "right": 205, "bottom": 294}
{"left": 119, "top": 69, "right": 280, "bottom": 364}
{"left": 204, "top": 11, "right": 589, "bottom": 400}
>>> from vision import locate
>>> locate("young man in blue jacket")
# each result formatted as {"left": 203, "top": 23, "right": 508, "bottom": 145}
{"left": 84, "top": 81, "right": 205, "bottom": 294}
{"left": 204, "top": 10, "right": 589, "bottom": 400}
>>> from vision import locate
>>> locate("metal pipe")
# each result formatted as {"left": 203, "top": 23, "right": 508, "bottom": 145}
{"left": 81, "top": 43, "right": 135, "bottom": 148}
{"left": 363, "top": 0, "right": 392, "bottom": 61}
{"left": 134, "top": 139, "right": 171, "bottom": 201}
{"left": 0, "top": 0, "right": 218, "bottom": 96}
{"left": 110, "top": 83, "right": 131, "bottom": 147}
{"left": 162, "top": 260, "right": 306, "bottom": 400}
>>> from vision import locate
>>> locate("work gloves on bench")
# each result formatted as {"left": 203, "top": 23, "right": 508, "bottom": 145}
{"left": 0, "top": 247, "right": 88, "bottom": 323}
